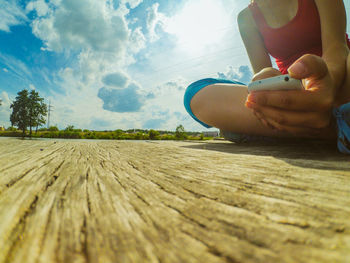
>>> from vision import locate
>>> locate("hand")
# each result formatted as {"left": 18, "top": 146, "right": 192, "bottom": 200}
{"left": 252, "top": 67, "right": 282, "bottom": 81}
{"left": 245, "top": 54, "right": 335, "bottom": 136}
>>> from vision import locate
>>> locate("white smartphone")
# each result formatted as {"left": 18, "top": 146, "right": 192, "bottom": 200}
{"left": 248, "top": 74, "right": 303, "bottom": 92}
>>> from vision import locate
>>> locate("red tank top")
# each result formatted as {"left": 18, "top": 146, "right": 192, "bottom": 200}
{"left": 249, "top": 0, "right": 350, "bottom": 74}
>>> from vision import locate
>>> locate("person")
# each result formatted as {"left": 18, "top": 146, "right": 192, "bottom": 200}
{"left": 183, "top": 0, "right": 350, "bottom": 153}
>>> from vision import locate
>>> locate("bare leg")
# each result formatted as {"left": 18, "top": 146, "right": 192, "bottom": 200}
{"left": 190, "top": 83, "right": 290, "bottom": 137}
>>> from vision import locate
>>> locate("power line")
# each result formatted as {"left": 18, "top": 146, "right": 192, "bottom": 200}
{"left": 135, "top": 46, "right": 249, "bottom": 83}
{"left": 151, "top": 44, "right": 241, "bottom": 74}
{"left": 47, "top": 100, "right": 53, "bottom": 129}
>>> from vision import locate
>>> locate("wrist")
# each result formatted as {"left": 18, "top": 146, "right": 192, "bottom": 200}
{"left": 323, "top": 45, "right": 349, "bottom": 89}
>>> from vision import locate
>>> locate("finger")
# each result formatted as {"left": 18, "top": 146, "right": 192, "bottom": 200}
{"left": 288, "top": 54, "right": 334, "bottom": 101}
{"left": 288, "top": 54, "right": 329, "bottom": 81}
{"left": 254, "top": 110, "right": 274, "bottom": 129}
{"left": 265, "top": 121, "right": 322, "bottom": 137}
{"left": 246, "top": 89, "right": 333, "bottom": 111}
{"left": 252, "top": 67, "right": 282, "bottom": 81}
{"left": 247, "top": 101, "right": 331, "bottom": 129}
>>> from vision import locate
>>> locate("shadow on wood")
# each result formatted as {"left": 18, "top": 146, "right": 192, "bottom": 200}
{"left": 181, "top": 139, "right": 350, "bottom": 171}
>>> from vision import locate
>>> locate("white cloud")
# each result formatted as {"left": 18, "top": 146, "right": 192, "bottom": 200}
{"left": 0, "top": 92, "right": 12, "bottom": 128}
{"left": 146, "top": 3, "right": 166, "bottom": 42}
{"left": 0, "top": 0, "right": 27, "bottom": 32}
{"left": 120, "top": 0, "right": 143, "bottom": 9}
{"left": 47, "top": 66, "right": 106, "bottom": 129}
{"left": 31, "top": 0, "right": 129, "bottom": 53}
{"left": 26, "top": 0, "right": 49, "bottom": 17}
{"left": 102, "top": 71, "right": 129, "bottom": 88}
{"left": 3, "top": 68, "right": 8, "bottom": 73}
{"left": 29, "top": 84, "right": 36, "bottom": 90}
{"left": 128, "top": 27, "right": 146, "bottom": 53}
{"left": 138, "top": 77, "right": 203, "bottom": 131}
{"left": 217, "top": 65, "right": 253, "bottom": 84}
{"left": 98, "top": 83, "right": 145, "bottom": 113}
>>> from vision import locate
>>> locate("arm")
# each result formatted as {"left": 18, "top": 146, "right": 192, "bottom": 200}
{"left": 237, "top": 8, "right": 272, "bottom": 75}
{"left": 315, "top": 0, "right": 349, "bottom": 90}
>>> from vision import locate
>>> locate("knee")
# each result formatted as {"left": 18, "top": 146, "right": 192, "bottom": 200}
{"left": 190, "top": 89, "right": 208, "bottom": 117}
{"left": 189, "top": 94, "right": 201, "bottom": 118}
{"left": 184, "top": 78, "right": 217, "bottom": 116}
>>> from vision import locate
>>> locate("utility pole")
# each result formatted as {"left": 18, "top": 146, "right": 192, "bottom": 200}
{"left": 47, "top": 100, "right": 53, "bottom": 129}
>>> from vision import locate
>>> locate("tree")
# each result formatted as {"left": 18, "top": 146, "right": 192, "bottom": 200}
{"left": 6, "top": 126, "right": 17, "bottom": 131}
{"left": 28, "top": 90, "right": 47, "bottom": 137}
{"left": 10, "top": 89, "right": 47, "bottom": 137}
{"left": 49, "top": 126, "right": 59, "bottom": 131}
{"left": 0, "top": 99, "right": 2, "bottom": 106}
{"left": 65, "top": 125, "right": 74, "bottom": 131}
{"left": 175, "top": 124, "right": 187, "bottom": 140}
{"left": 135, "top": 132, "right": 145, "bottom": 140}
{"left": 148, "top": 129, "right": 159, "bottom": 140}
{"left": 10, "top": 90, "right": 30, "bottom": 136}
{"left": 114, "top": 129, "right": 124, "bottom": 139}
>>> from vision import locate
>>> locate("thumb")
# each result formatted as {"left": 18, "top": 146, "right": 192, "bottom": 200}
{"left": 252, "top": 67, "right": 282, "bottom": 81}
{"left": 287, "top": 54, "right": 329, "bottom": 81}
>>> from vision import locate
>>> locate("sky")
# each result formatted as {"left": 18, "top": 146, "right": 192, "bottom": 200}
{"left": 1, "top": 0, "right": 350, "bottom": 132}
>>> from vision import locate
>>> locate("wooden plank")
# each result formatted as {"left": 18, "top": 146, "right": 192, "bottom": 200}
{"left": 0, "top": 138, "right": 349, "bottom": 263}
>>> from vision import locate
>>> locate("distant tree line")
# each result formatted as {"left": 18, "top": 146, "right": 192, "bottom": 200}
{"left": 0, "top": 124, "right": 212, "bottom": 141}
{"left": 2, "top": 89, "right": 216, "bottom": 140}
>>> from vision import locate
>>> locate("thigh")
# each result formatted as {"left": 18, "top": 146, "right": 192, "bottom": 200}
{"left": 190, "top": 83, "right": 292, "bottom": 137}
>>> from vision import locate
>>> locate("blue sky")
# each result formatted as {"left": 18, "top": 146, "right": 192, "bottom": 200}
{"left": 1, "top": 0, "right": 350, "bottom": 131}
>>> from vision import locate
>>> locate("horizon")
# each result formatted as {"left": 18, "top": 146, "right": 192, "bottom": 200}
{"left": 1, "top": 0, "right": 350, "bottom": 132}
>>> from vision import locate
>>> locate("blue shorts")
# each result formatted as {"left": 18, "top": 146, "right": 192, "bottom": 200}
{"left": 183, "top": 78, "right": 245, "bottom": 128}
{"left": 334, "top": 102, "right": 350, "bottom": 154}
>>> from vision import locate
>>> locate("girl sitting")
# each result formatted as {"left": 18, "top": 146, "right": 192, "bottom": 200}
{"left": 184, "top": 0, "right": 350, "bottom": 153}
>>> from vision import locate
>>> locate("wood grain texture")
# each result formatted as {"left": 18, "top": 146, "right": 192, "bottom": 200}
{"left": 0, "top": 137, "right": 349, "bottom": 263}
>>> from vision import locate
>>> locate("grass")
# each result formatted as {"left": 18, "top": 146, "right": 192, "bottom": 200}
{"left": 0, "top": 130, "right": 214, "bottom": 141}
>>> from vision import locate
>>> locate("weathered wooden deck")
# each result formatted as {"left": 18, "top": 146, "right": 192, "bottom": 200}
{"left": 0, "top": 137, "right": 349, "bottom": 263}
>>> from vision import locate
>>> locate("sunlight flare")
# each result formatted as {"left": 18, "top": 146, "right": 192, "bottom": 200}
{"left": 164, "top": 0, "right": 231, "bottom": 54}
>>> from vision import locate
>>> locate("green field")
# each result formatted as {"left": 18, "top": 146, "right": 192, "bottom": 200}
{"left": 0, "top": 129, "right": 213, "bottom": 141}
